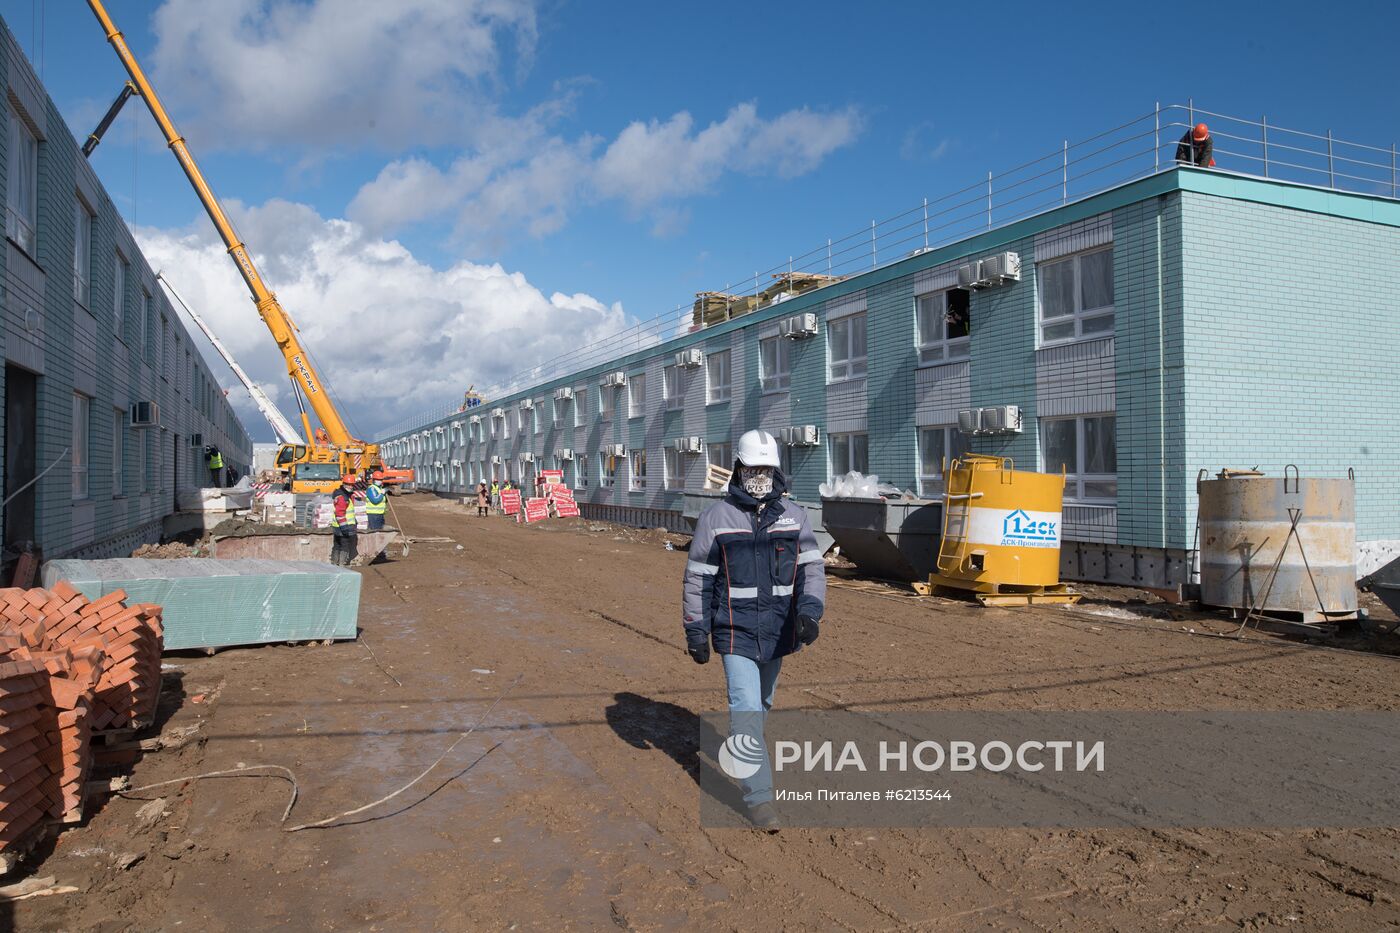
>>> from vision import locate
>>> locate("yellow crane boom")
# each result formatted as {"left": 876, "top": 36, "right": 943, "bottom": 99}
{"left": 87, "top": 0, "right": 361, "bottom": 457}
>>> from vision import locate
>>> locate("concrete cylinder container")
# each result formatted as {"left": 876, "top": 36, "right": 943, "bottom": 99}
{"left": 1198, "top": 469, "right": 1356, "bottom": 621}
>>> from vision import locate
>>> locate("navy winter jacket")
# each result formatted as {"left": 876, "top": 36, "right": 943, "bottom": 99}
{"left": 682, "top": 470, "right": 826, "bottom": 662}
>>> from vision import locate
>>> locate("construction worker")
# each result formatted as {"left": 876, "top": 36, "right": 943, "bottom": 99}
{"left": 682, "top": 429, "right": 826, "bottom": 831}
{"left": 363, "top": 476, "right": 389, "bottom": 531}
{"left": 330, "top": 475, "right": 359, "bottom": 567}
{"left": 476, "top": 482, "right": 490, "bottom": 517}
{"left": 205, "top": 445, "right": 224, "bottom": 486}
{"left": 1176, "top": 122, "right": 1216, "bottom": 168}
{"left": 490, "top": 480, "right": 500, "bottom": 510}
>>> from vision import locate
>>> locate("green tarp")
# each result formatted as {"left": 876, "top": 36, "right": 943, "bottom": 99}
{"left": 40, "top": 559, "right": 360, "bottom": 651}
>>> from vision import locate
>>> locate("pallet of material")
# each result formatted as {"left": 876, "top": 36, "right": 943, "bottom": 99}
{"left": 39, "top": 559, "right": 360, "bottom": 651}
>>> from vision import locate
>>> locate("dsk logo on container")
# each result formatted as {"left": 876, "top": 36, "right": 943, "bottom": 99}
{"left": 1000, "top": 509, "right": 1058, "bottom": 548}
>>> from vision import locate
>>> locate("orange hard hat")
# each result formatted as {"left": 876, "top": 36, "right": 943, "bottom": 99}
{"left": 1193, "top": 123, "right": 1209, "bottom": 141}
{"left": 342, "top": 474, "right": 358, "bottom": 485}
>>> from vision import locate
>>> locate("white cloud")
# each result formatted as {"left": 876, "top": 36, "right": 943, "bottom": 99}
{"left": 149, "top": 0, "right": 539, "bottom": 150}
{"left": 349, "top": 103, "right": 861, "bottom": 238}
{"left": 137, "top": 200, "right": 627, "bottom": 441}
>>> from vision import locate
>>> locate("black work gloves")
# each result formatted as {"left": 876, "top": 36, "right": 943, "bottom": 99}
{"left": 686, "top": 633, "right": 711, "bottom": 665}
{"left": 797, "top": 615, "right": 820, "bottom": 646}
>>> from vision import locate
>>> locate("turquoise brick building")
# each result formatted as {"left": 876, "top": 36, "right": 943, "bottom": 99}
{"left": 383, "top": 121, "right": 1400, "bottom": 589}
{"left": 0, "top": 19, "right": 252, "bottom": 565}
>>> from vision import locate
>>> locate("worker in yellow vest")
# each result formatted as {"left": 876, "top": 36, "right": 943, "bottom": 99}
{"left": 364, "top": 477, "right": 389, "bottom": 531}
{"left": 330, "top": 475, "right": 359, "bottom": 566}
{"left": 205, "top": 445, "right": 224, "bottom": 487}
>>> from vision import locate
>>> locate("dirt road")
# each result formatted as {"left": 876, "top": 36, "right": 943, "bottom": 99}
{"left": 15, "top": 495, "right": 1400, "bottom": 931}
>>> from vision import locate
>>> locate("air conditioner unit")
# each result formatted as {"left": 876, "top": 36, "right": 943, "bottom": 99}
{"left": 187, "top": 433, "right": 203, "bottom": 447}
{"left": 600, "top": 371, "right": 627, "bottom": 387}
{"left": 778, "top": 312, "right": 819, "bottom": 339}
{"left": 956, "top": 262, "right": 980, "bottom": 290}
{"left": 469, "top": 414, "right": 481, "bottom": 425}
{"left": 979, "top": 405, "right": 1023, "bottom": 435}
{"left": 675, "top": 348, "right": 704, "bottom": 368}
{"left": 519, "top": 398, "right": 534, "bottom": 410}
{"left": 980, "top": 251, "right": 1022, "bottom": 284}
{"left": 554, "top": 386, "right": 574, "bottom": 401}
{"left": 520, "top": 452, "right": 535, "bottom": 463}
{"left": 957, "top": 409, "right": 980, "bottom": 435}
{"left": 673, "top": 436, "right": 704, "bottom": 454}
{"left": 129, "top": 401, "right": 160, "bottom": 427}
{"left": 781, "top": 425, "right": 820, "bottom": 447}
{"left": 605, "top": 443, "right": 626, "bottom": 457}
{"left": 490, "top": 407, "right": 505, "bottom": 419}
{"left": 451, "top": 458, "right": 462, "bottom": 466}
{"left": 490, "top": 455, "right": 502, "bottom": 465}
{"left": 556, "top": 448, "right": 575, "bottom": 461}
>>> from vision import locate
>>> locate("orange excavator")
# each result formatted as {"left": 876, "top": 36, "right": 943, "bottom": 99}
{"left": 85, "top": 0, "right": 413, "bottom": 495}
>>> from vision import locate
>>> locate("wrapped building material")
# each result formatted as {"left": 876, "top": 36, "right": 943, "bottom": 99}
{"left": 40, "top": 560, "right": 359, "bottom": 651}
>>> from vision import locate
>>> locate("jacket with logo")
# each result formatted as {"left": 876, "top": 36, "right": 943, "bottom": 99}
{"left": 682, "top": 470, "right": 826, "bottom": 662}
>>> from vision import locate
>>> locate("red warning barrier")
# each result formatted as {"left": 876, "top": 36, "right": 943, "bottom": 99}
{"left": 523, "top": 497, "right": 550, "bottom": 523}
{"left": 500, "top": 489, "right": 522, "bottom": 515}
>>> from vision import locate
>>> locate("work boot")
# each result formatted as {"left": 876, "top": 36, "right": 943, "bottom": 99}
{"left": 747, "top": 801, "right": 779, "bottom": 832}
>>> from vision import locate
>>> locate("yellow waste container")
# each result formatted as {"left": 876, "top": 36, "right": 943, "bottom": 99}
{"left": 930, "top": 455, "right": 1080, "bottom": 605}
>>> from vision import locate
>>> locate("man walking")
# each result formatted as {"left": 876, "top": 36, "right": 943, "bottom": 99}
{"left": 682, "top": 429, "right": 826, "bottom": 830}
{"left": 330, "top": 475, "right": 359, "bottom": 567}
{"left": 363, "top": 476, "right": 388, "bottom": 531}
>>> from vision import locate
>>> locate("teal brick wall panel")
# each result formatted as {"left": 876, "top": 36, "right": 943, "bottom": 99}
{"left": 1178, "top": 190, "right": 1400, "bottom": 542}
{"left": 968, "top": 234, "right": 1037, "bottom": 465}
{"left": 786, "top": 320, "right": 826, "bottom": 501}
{"left": 864, "top": 276, "right": 917, "bottom": 488}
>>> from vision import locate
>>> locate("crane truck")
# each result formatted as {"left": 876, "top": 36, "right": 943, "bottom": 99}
{"left": 85, "top": 0, "right": 413, "bottom": 495}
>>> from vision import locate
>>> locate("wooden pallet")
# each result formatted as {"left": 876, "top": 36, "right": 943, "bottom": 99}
{"left": 0, "top": 820, "right": 51, "bottom": 876}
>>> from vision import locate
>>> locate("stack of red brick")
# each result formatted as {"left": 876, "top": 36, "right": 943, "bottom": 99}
{"left": 0, "top": 584, "right": 164, "bottom": 853}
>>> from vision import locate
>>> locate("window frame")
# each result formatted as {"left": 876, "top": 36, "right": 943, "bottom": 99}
{"left": 73, "top": 196, "right": 93, "bottom": 307}
{"left": 628, "top": 372, "right": 647, "bottom": 419}
{"left": 915, "top": 288, "right": 971, "bottom": 366}
{"left": 600, "top": 451, "right": 617, "bottom": 488}
{"left": 113, "top": 251, "right": 128, "bottom": 340}
{"left": 706, "top": 349, "right": 732, "bottom": 404}
{"left": 916, "top": 425, "right": 970, "bottom": 497}
{"left": 71, "top": 393, "right": 91, "bottom": 499}
{"left": 759, "top": 335, "right": 791, "bottom": 393}
{"left": 599, "top": 385, "right": 615, "bottom": 420}
{"left": 1037, "top": 246, "right": 1115, "bottom": 346}
{"left": 1040, "top": 414, "right": 1117, "bottom": 504}
{"left": 663, "top": 447, "right": 682, "bottom": 490}
{"left": 827, "top": 312, "right": 868, "bottom": 383}
{"left": 629, "top": 448, "right": 647, "bottom": 491}
{"left": 706, "top": 441, "right": 732, "bottom": 486}
{"left": 828, "top": 431, "right": 869, "bottom": 478}
{"left": 6, "top": 107, "right": 38, "bottom": 257}
{"left": 575, "top": 453, "right": 589, "bottom": 489}
{"left": 663, "top": 364, "right": 683, "bottom": 411}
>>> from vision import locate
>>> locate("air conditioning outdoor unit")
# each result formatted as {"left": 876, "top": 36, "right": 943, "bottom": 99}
{"left": 490, "top": 455, "right": 502, "bottom": 465}
{"left": 554, "top": 386, "right": 574, "bottom": 401}
{"left": 490, "top": 407, "right": 506, "bottom": 419}
{"left": 781, "top": 425, "right": 820, "bottom": 447}
{"left": 129, "top": 401, "right": 160, "bottom": 427}
{"left": 605, "top": 443, "right": 626, "bottom": 457}
{"left": 451, "top": 458, "right": 462, "bottom": 466}
{"left": 673, "top": 436, "right": 704, "bottom": 454}
{"left": 979, "top": 405, "right": 1023, "bottom": 434}
{"left": 187, "top": 433, "right": 203, "bottom": 447}
{"left": 556, "top": 448, "right": 575, "bottom": 461}
{"left": 469, "top": 414, "right": 481, "bottom": 425}
{"left": 675, "top": 348, "right": 705, "bottom": 368}
{"left": 520, "top": 398, "right": 534, "bottom": 410}
{"left": 979, "top": 251, "right": 1022, "bottom": 284}
{"left": 520, "top": 452, "right": 535, "bottom": 463}
{"left": 778, "top": 312, "right": 819, "bottom": 339}
{"left": 957, "top": 409, "right": 980, "bottom": 435}
{"left": 956, "top": 262, "right": 980, "bottom": 290}
{"left": 600, "top": 371, "right": 627, "bottom": 387}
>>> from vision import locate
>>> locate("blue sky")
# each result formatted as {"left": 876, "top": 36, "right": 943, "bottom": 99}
{"left": 6, "top": 0, "right": 1398, "bottom": 440}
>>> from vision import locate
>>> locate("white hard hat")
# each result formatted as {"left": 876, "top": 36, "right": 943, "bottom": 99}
{"left": 736, "top": 430, "right": 781, "bottom": 468}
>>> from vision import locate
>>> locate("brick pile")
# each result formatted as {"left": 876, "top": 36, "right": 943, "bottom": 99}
{"left": 0, "top": 657, "right": 53, "bottom": 851}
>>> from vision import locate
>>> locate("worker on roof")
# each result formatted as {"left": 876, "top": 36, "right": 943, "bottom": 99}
{"left": 363, "top": 476, "right": 388, "bottom": 532}
{"left": 1176, "top": 122, "right": 1216, "bottom": 168}
{"left": 205, "top": 446, "right": 224, "bottom": 487}
{"left": 330, "top": 475, "right": 359, "bottom": 567}
{"left": 682, "top": 429, "right": 826, "bottom": 832}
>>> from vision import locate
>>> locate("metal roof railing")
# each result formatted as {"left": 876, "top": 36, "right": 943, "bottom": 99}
{"left": 382, "top": 101, "right": 1399, "bottom": 439}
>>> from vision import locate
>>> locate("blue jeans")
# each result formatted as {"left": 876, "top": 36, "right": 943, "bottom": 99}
{"left": 367, "top": 513, "right": 385, "bottom": 531}
{"left": 722, "top": 654, "right": 783, "bottom": 806}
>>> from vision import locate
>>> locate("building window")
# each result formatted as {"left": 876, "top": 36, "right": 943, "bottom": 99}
{"left": 706, "top": 350, "right": 731, "bottom": 404}
{"left": 1041, "top": 414, "right": 1117, "bottom": 503}
{"left": 140, "top": 289, "right": 153, "bottom": 360}
{"left": 73, "top": 197, "right": 93, "bottom": 306}
{"left": 707, "top": 441, "right": 732, "bottom": 481}
{"left": 6, "top": 107, "right": 37, "bottom": 256}
{"left": 71, "top": 394, "right": 91, "bottom": 499}
{"left": 829, "top": 431, "right": 869, "bottom": 477}
{"left": 600, "top": 451, "right": 617, "bottom": 488}
{"left": 628, "top": 373, "right": 646, "bottom": 418}
{"left": 828, "top": 313, "right": 868, "bottom": 381}
{"left": 159, "top": 315, "right": 168, "bottom": 373}
{"left": 916, "top": 289, "right": 970, "bottom": 365}
{"left": 600, "top": 385, "right": 615, "bottom": 419}
{"left": 553, "top": 397, "right": 567, "bottom": 428}
{"left": 760, "top": 335, "right": 791, "bottom": 392}
{"left": 1038, "top": 247, "right": 1114, "bottom": 344}
{"left": 575, "top": 454, "right": 588, "bottom": 488}
{"left": 663, "top": 447, "right": 681, "bottom": 490}
{"left": 917, "top": 425, "right": 970, "bottom": 496}
{"left": 574, "top": 387, "right": 587, "bottom": 425}
{"left": 114, "top": 252, "right": 128, "bottom": 338}
{"left": 112, "top": 408, "right": 124, "bottom": 496}
{"left": 663, "top": 364, "right": 682, "bottom": 410}
{"left": 630, "top": 449, "right": 647, "bottom": 491}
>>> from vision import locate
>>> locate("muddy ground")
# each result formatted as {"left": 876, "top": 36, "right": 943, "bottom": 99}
{"left": 11, "top": 494, "right": 1400, "bottom": 931}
